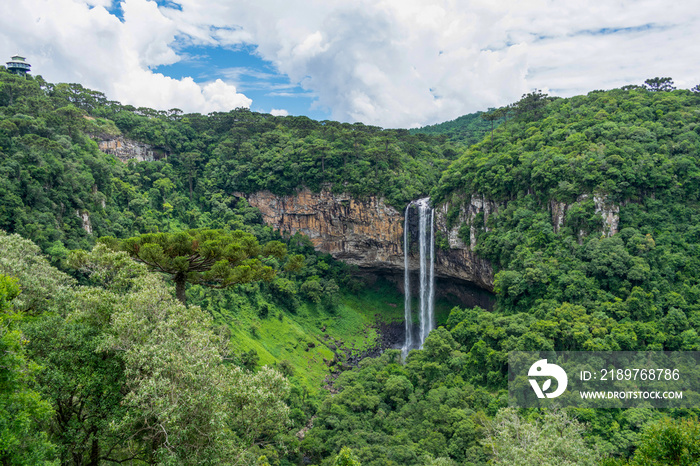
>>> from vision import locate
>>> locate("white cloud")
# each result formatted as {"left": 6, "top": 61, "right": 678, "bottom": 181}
{"left": 121, "top": 0, "right": 180, "bottom": 68}
{"left": 270, "top": 108, "right": 288, "bottom": 116}
{"left": 159, "top": 0, "right": 700, "bottom": 126}
{"left": 85, "top": 0, "right": 113, "bottom": 6}
{"left": 4, "top": 0, "right": 700, "bottom": 127}
{"left": 0, "top": 0, "right": 251, "bottom": 113}
{"left": 201, "top": 78, "right": 251, "bottom": 110}
{"left": 112, "top": 70, "right": 250, "bottom": 112}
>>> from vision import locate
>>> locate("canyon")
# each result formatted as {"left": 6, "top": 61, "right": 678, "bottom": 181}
{"left": 237, "top": 188, "right": 496, "bottom": 308}
{"left": 238, "top": 187, "right": 621, "bottom": 310}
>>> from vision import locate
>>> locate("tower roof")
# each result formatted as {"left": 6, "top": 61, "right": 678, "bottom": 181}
{"left": 6, "top": 55, "right": 31, "bottom": 74}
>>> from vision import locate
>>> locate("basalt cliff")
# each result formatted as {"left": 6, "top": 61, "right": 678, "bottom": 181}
{"left": 236, "top": 189, "right": 495, "bottom": 293}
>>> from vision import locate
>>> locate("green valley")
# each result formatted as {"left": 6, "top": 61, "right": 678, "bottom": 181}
{"left": 3, "top": 65, "right": 700, "bottom": 465}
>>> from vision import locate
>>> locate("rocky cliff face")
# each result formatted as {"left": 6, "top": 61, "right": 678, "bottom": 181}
{"left": 76, "top": 209, "right": 92, "bottom": 235}
{"left": 550, "top": 193, "right": 620, "bottom": 237}
{"left": 432, "top": 195, "right": 496, "bottom": 290}
{"left": 98, "top": 137, "right": 168, "bottom": 163}
{"left": 239, "top": 189, "right": 495, "bottom": 291}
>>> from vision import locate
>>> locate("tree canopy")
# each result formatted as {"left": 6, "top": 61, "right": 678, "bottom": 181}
{"left": 4, "top": 66, "right": 700, "bottom": 464}
{"left": 100, "top": 229, "right": 287, "bottom": 303}
{"left": 644, "top": 77, "right": 676, "bottom": 92}
{"left": 1, "top": 233, "right": 292, "bottom": 464}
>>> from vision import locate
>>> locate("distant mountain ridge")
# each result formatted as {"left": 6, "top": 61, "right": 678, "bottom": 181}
{"left": 410, "top": 111, "right": 498, "bottom": 146}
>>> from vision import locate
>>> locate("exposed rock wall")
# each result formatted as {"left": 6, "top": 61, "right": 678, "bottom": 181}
{"left": 593, "top": 194, "right": 620, "bottom": 237}
{"left": 98, "top": 137, "right": 167, "bottom": 163}
{"left": 432, "top": 196, "right": 496, "bottom": 289}
{"left": 76, "top": 210, "right": 92, "bottom": 235}
{"left": 240, "top": 189, "right": 495, "bottom": 291}
{"left": 241, "top": 189, "right": 403, "bottom": 270}
{"left": 550, "top": 200, "right": 568, "bottom": 233}
{"left": 549, "top": 194, "right": 620, "bottom": 236}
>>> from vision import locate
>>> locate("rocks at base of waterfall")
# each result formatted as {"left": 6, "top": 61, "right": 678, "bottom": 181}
{"left": 322, "top": 315, "right": 404, "bottom": 391}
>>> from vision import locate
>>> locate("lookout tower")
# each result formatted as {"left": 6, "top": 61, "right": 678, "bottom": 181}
{"left": 6, "top": 55, "right": 31, "bottom": 75}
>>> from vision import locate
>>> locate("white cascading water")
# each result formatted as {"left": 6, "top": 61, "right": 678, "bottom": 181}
{"left": 402, "top": 198, "right": 435, "bottom": 359}
{"left": 402, "top": 204, "right": 413, "bottom": 360}
{"left": 427, "top": 208, "right": 435, "bottom": 337}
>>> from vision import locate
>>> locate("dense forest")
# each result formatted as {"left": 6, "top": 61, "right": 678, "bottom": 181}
{"left": 2, "top": 66, "right": 700, "bottom": 465}
{"left": 410, "top": 112, "right": 496, "bottom": 147}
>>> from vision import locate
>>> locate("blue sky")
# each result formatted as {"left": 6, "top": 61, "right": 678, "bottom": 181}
{"left": 2, "top": 0, "right": 700, "bottom": 128}
{"left": 153, "top": 45, "right": 329, "bottom": 119}
{"left": 104, "top": 0, "right": 329, "bottom": 118}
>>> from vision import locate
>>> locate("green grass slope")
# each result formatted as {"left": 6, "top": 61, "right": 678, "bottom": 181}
{"left": 191, "top": 277, "right": 462, "bottom": 392}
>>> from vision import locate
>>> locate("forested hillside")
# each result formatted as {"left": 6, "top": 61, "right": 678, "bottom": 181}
{"left": 3, "top": 65, "right": 700, "bottom": 465}
{"left": 298, "top": 85, "right": 700, "bottom": 465}
{"left": 0, "top": 69, "right": 455, "bottom": 257}
{"left": 435, "top": 86, "right": 700, "bottom": 328}
{"left": 410, "top": 111, "right": 497, "bottom": 147}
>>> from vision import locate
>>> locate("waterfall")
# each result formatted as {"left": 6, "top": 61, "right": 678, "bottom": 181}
{"left": 402, "top": 204, "right": 413, "bottom": 360}
{"left": 428, "top": 208, "right": 435, "bottom": 337}
{"left": 402, "top": 198, "right": 435, "bottom": 358}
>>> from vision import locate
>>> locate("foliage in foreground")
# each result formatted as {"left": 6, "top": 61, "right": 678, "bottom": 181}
{"left": 628, "top": 417, "right": 700, "bottom": 465}
{"left": 483, "top": 408, "right": 600, "bottom": 466}
{"left": 1, "top": 232, "right": 291, "bottom": 464}
{"left": 0, "top": 273, "right": 56, "bottom": 465}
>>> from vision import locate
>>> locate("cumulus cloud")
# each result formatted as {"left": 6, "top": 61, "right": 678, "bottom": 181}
{"left": 164, "top": 0, "right": 700, "bottom": 127}
{"left": 0, "top": 0, "right": 251, "bottom": 113}
{"left": 3, "top": 0, "right": 700, "bottom": 126}
{"left": 270, "top": 108, "right": 288, "bottom": 116}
